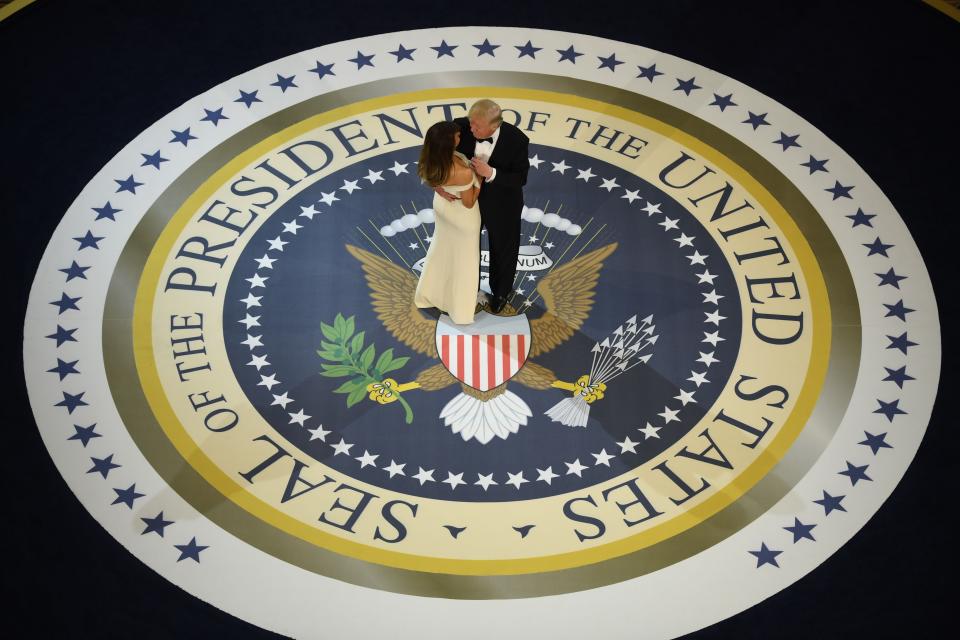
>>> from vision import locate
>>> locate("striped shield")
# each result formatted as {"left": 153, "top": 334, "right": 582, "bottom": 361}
{"left": 436, "top": 311, "right": 531, "bottom": 391}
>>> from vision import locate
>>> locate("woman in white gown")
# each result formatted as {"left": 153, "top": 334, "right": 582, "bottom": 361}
{"left": 414, "top": 121, "right": 482, "bottom": 325}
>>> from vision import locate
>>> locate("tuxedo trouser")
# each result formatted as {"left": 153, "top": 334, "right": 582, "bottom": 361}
{"left": 479, "top": 193, "right": 522, "bottom": 301}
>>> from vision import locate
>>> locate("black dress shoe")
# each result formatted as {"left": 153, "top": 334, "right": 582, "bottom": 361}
{"left": 489, "top": 296, "right": 507, "bottom": 314}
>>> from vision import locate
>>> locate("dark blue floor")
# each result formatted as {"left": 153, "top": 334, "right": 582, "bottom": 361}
{"left": 6, "top": 1, "right": 956, "bottom": 637}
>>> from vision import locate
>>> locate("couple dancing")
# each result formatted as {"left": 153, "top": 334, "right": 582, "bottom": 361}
{"left": 414, "top": 99, "right": 530, "bottom": 324}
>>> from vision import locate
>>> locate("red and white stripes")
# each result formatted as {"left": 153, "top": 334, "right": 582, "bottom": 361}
{"left": 439, "top": 334, "right": 527, "bottom": 391}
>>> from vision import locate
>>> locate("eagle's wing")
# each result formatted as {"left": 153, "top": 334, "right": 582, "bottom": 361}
{"left": 415, "top": 362, "right": 458, "bottom": 390}
{"left": 513, "top": 360, "right": 557, "bottom": 390}
{"left": 529, "top": 242, "right": 618, "bottom": 358}
{"left": 345, "top": 244, "right": 437, "bottom": 357}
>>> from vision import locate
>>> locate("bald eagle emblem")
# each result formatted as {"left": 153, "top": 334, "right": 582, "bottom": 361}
{"left": 339, "top": 241, "right": 657, "bottom": 444}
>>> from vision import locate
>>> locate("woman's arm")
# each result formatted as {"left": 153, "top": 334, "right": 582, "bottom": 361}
{"left": 451, "top": 164, "right": 480, "bottom": 208}
{"left": 460, "top": 180, "right": 480, "bottom": 208}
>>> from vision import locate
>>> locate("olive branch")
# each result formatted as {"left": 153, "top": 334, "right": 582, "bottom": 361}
{"left": 316, "top": 313, "right": 414, "bottom": 423}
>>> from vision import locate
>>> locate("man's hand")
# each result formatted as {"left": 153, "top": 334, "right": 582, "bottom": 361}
{"left": 471, "top": 157, "right": 493, "bottom": 179}
{"left": 434, "top": 185, "right": 458, "bottom": 202}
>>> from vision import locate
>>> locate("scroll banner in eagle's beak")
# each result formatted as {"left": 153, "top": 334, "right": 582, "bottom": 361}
{"left": 412, "top": 244, "right": 553, "bottom": 274}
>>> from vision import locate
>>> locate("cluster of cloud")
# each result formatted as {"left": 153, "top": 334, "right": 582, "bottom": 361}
{"left": 378, "top": 206, "right": 581, "bottom": 237}
{"left": 379, "top": 209, "right": 434, "bottom": 237}
{"left": 521, "top": 206, "right": 582, "bottom": 235}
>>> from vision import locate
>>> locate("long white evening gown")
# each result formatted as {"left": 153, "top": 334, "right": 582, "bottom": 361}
{"left": 414, "top": 152, "right": 481, "bottom": 325}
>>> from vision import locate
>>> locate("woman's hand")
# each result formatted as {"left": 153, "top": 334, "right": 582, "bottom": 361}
{"left": 434, "top": 185, "right": 458, "bottom": 202}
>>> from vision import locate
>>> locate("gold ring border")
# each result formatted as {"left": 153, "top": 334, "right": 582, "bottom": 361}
{"left": 136, "top": 86, "right": 828, "bottom": 570}
{"left": 105, "top": 71, "right": 859, "bottom": 597}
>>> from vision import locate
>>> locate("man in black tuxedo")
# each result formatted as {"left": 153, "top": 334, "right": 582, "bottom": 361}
{"left": 435, "top": 99, "right": 530, "bottom": 314}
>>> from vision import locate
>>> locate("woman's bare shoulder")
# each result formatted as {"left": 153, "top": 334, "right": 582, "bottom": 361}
{"left": 446, "top": 162, "right": 474, "bottom": 186}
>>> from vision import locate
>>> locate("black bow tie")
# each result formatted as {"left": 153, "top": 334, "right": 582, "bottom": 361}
{"left": 476, "top": 136, "right": 494, "bottom": 144}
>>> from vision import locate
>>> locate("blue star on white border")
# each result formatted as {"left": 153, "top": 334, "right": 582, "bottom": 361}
{"left": 21, "top": 26, "right": 939, "bottom": 638}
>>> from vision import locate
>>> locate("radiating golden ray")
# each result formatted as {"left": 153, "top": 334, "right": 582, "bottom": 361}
{"left": 355, "top": 226, "right": 392, "bottom": 262}
{"left": 540, "top": 227, "right": 551, "bottom": 246}
{"left": 549, "top": 217, "right": 594, "bottom": 272}
{"left": 516, "top": 217, "right": 593, "bottom": 309}
{"left": 410, "top": 225, "right": 427, "bottom": 253}
{"left": 567, "top": 223, "right": 607, "bottom": 263}
{"left": 400, "top": 204, "right": 428, "bottom": 253}
{"left": 526, "top": 222, "right": 606, "bottom": 307}
{"left": 368, "top": 219, "right": 413, "bottom": 271}
{"left": 508, "top": 202, "right": 558, "bottom": 306}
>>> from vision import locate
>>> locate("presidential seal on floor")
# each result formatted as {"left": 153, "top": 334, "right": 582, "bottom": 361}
{"left": 22, "top": 26, "right": 940, "bottom": 639}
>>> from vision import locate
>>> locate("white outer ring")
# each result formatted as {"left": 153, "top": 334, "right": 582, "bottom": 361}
{"left": 22, "top": 27, "right": 940, "bottom": 639}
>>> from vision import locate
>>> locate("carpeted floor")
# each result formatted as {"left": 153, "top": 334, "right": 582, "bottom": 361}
{"left": 6, "top": 1, "right": 956, "bottom": 637}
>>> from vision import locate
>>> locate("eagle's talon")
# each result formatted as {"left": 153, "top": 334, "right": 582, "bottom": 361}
{"left": 366, "top": 379, "right": 398, "bottom": 404}
{"left": 551, "top": 374, "right": 606, "bottom": 404}
{"left": 366, "top": 379, "right": 420, "bottom": 404}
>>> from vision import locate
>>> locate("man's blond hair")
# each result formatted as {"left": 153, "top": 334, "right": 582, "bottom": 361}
{"left": 468, "top": 99, "right": 503, "bottom": 125}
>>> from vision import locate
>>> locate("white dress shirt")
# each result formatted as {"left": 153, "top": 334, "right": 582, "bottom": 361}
{"left": 473, "top": 124, "right": 501, "bottom": 182}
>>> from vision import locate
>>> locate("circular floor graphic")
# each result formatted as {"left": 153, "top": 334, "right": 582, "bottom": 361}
{"left": 23, "top": 27, "right": 940, "bottom": 639}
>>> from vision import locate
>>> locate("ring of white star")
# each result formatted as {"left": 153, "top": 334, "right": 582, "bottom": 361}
{"left": 233, "top": 152, "right": 728, "bottom": 493}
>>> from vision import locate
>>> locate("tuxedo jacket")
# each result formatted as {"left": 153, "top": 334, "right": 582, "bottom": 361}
{"left": 453, "top": 117, "right": 530, "bottom": 221}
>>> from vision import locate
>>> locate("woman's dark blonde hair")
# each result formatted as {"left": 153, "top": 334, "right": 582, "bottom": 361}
{"left": 418, "top": 120, "right": 461, "bottom": 187}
